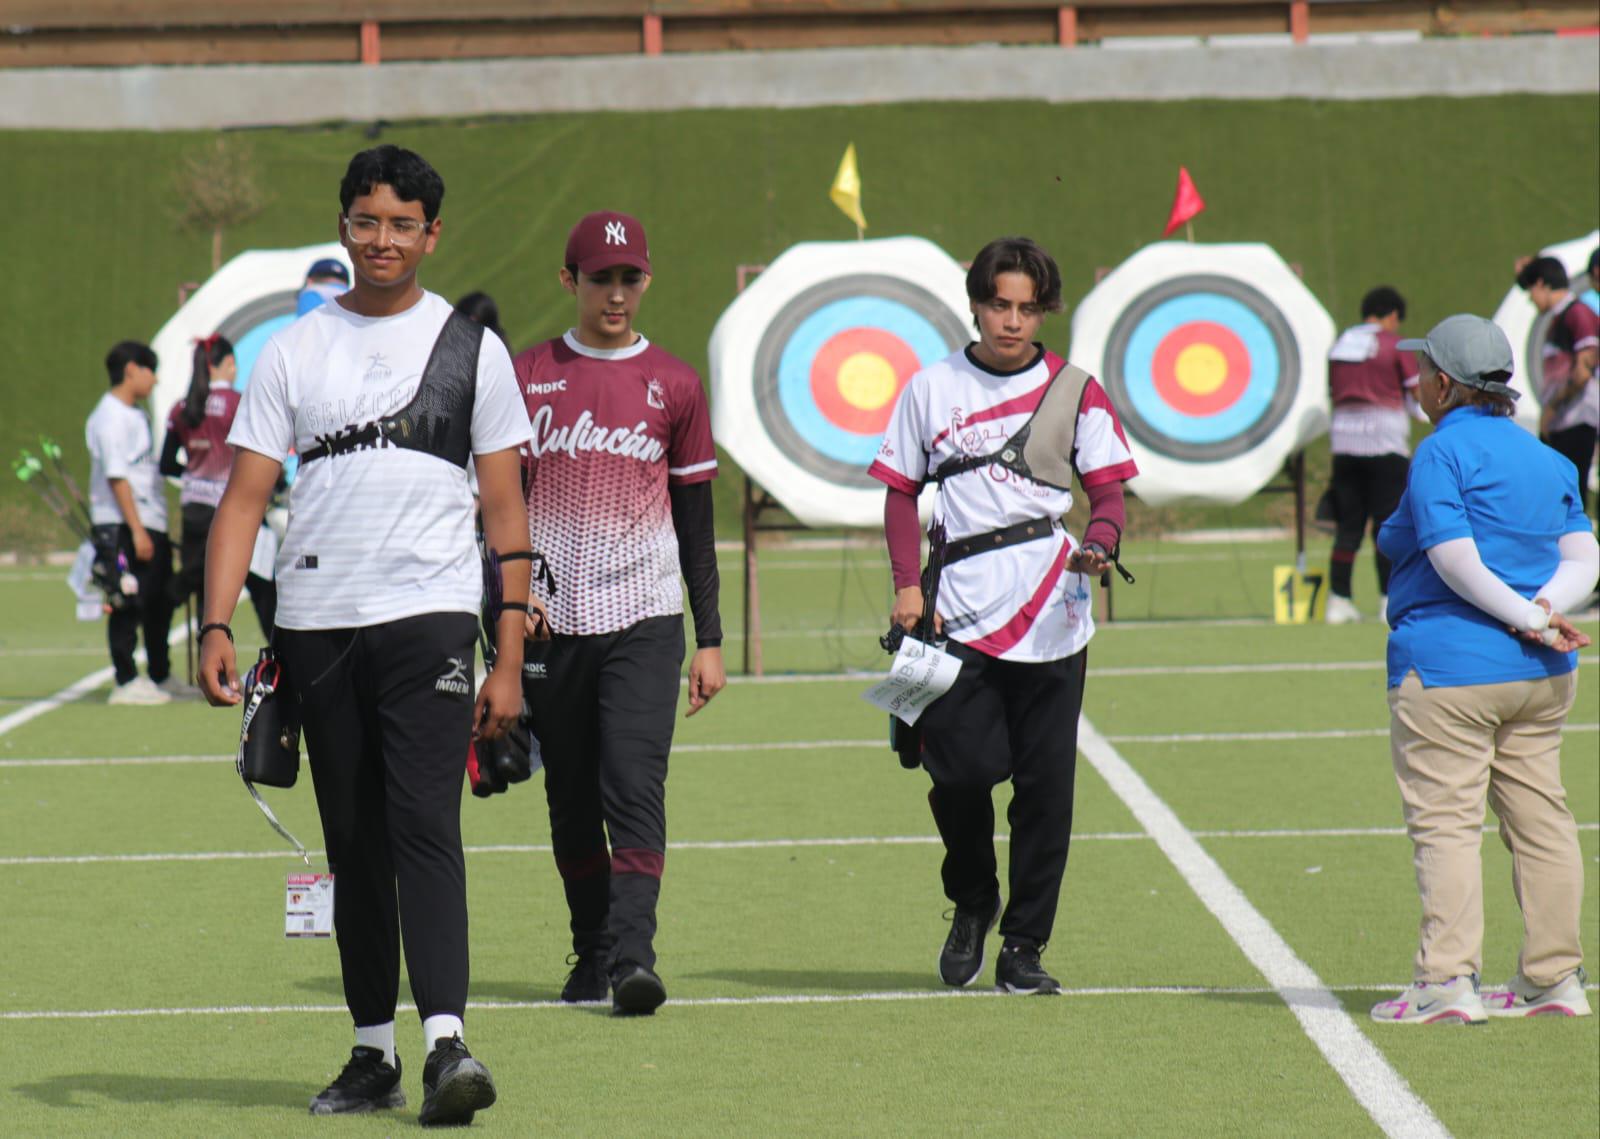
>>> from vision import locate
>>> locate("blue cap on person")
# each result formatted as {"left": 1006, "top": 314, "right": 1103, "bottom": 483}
{"left": 1398, "top": 314, "right": 1517, "bottom": 398}
{"left": 565, "top": 211, "right": 650, "bottom": 276}
{"left": 306, "top": 258, "right": 350, "bottom": 284}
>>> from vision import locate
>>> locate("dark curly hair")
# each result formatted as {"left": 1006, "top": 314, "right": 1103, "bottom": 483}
{"left": 339, "top": 145, "right": 445, "bottom": 221}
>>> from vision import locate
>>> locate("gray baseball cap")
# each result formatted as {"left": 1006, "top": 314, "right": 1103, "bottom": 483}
{"left": 1398, "top": 314, "right": 1518, "bottom": 398}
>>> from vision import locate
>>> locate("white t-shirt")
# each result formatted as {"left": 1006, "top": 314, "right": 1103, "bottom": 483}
{"left": 85, "top": 392, "right": 168, "bottom": 532}
{"left": 869, "top": 346, "right": 1138, "bottom": 663}
{"left": 229, "top": 291, "right": 532, "bottom": 631}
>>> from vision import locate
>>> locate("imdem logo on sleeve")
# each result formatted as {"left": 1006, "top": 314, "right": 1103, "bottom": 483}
{"left": 435, "top": 657, "right": 471, "bottom": 696}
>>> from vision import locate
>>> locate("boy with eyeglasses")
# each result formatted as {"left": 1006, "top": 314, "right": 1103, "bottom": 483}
{"left": 513, "top": 211, "right": 724, "bottom": 1016}
{"left": 198, "top": 145, "right": 534, "bottom": 1126}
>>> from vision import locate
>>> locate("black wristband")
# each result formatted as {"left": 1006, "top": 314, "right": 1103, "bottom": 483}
{"left": 200, "top": 622, "right": 233, "bottom": 643}
{"left": 501, "top": 602, "right": 532, "bottom": 615}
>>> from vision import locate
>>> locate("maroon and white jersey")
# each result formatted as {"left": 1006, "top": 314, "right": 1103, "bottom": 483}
{"left": 165, "top": 383, "right": 242, "bottom": 507}
{"left": 515, "top": 331, "right": 717, "bottom": 636}
{"left": 1326, "top": 324, "right": 1420, "bottom": 457}
{"left": 869, "top": 346, "right": 1138, "bottom": 663}
{"left": 1540, "top": 294, "right": 1600, "bottom": 432}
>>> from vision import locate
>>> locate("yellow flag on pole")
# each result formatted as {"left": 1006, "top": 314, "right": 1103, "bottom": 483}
{"left": 829, "top": 142, "right": 867, "bottom": 234}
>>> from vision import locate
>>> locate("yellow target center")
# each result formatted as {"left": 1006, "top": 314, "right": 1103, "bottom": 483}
{"left": 1173, "top": 343, "right": 1228, "bottom": 395}
{"left": 837, "top": 352, "right": 900, "bottom": 410}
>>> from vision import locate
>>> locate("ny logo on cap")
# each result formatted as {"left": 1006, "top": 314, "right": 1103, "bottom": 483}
{"left": 605, "top": 221, "right": 628, "bottom": 246}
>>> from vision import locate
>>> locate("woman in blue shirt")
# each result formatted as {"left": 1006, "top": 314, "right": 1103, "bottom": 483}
{"left": 1370, "top": 315, "right": 1596, "bottom": 1026}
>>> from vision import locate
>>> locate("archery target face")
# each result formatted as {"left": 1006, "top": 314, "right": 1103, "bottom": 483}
{"left": 1105, "top": 275, "right": 1298, "bottom": 462}
{"left": 1071, "top": 242, "right": 1334, "bottom": 506}
{"left": 711, "top": 237, "right": 970, "bottom": 529}
{"left": 1490, "top": 230, "right": 1598, "bottom": 436}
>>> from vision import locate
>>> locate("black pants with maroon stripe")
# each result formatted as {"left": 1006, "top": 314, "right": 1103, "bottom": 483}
{"left": 1328, "top": 452, "right": 1408, "bottom": 599}
{"left": 524, "top": 615, "right": 685, "bottom": 970}
{"left": 916, "top": 641, "right": 1087, "bottom": 948}
{"left": 277, "top": 612, "right": 478, "bottom": 1028}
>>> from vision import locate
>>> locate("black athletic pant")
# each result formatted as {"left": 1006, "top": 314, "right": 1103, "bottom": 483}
{"left": 105, "top": 525, "right": 174, "bottom": 686}
{"left": 175, "top": 503, "right": 277, "bottom": 638}
{"left": 277, "top": 612, "right": 478, "bottom": 1027}
{"left": 916, "top": 641, "right": 1087, "bottom": 948}
{"left": 524, "top": 615, "right": 685, "bottom": 970}
{"left": 1543, "top": 424, "right": 1597, "bottom": 518}
{"left": 1328, "top": 452, "right": 1408, "bottom": 599}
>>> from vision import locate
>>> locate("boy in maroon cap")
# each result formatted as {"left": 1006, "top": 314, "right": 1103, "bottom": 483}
{"left": 513, "top": 211, "right": 724, "bottom": 1015}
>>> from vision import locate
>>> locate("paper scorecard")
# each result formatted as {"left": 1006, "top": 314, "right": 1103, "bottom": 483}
{"left": 861, "top": 639, "right": 963, "bottom": 726}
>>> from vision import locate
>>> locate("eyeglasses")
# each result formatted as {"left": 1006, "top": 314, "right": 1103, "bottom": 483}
{"left": 342, "top": 215, "right": 431, "bottom": 247}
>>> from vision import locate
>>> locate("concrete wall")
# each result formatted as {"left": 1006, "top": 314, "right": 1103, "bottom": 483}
{"left": 3, "top": 36, "right": 1596, "bottom": 131}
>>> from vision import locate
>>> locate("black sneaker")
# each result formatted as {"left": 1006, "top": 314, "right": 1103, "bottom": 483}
{"left": 611, "top": 961, "right": 667, "bottom": 1016}
{"left": 561, "top": 951, "right": 610, "bottom": 1003}
{"left": 419, "top": 1035, "right": 497, "bottom": 1127}
{"left": 308, "top": 1046, "right": 405, "bottom": 1115}
{"left": 995, "top": 941, "right": 1061, "bottom": 995}
{"left": 938, "top": 896, "right": 1002, "bottom": 987}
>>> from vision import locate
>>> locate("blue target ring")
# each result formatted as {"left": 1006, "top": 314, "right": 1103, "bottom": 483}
{"left": 1103, "top": 275, "right": 1299, "bottom": 463}
{"left": 776, "top": 296, "right": 949, "bottom": 466}
{"left": 754, "top": 275, "right": 970, "bottom": 489}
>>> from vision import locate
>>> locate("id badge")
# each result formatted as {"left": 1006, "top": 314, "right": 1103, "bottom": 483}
{"left": 286, "top": 872, "right": 334, "bottom": 939}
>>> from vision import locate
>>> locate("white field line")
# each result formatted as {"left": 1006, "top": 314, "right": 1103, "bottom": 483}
{"left": 8, "top": 982, "right": 1596, "bottom": 1023}
{"left": 9, "top": 822, "right": 1596, "bottom": 867}
{"left": 1078, "top": 716, "right": 1448, "bottom": 1139}
{"left": 0, "top": 623, "right": 196, "bottom": 739}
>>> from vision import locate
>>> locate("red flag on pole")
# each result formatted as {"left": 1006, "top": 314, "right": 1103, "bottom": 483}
{"left": 1163, "top": 167, "right": 1206, "bottom": 238}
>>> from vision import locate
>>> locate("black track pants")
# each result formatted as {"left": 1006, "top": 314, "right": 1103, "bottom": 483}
{"left": 1328, "top": 452, "right": 1408, "bottom": 598}
{"left": 524, "top": 615, "right": 685, "bottom": 970}
{"left": 175, "top": 503, "right": 276, "bottom": 638}
{"left": 277, "top": 612, "right": 478, "bottom": 1027}
{"left": 105, "top": 525, "right": 174, "bottom": 685}
{"left": 1543, "top": 424, "right": 1597, "bottom": 517}
{"left": 917, "top": 642, "right": 1087, "bottom": 948}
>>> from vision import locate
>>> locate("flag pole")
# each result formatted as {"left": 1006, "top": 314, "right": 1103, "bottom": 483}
{"left": 855, "top": 223, "right": 864, "bottom": 241}
{"left": 1186, "top": 221, "right": 1194, "bottom": 244}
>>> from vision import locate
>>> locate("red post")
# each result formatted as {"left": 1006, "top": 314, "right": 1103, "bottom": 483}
{"left": 1289, "top": 0, "right": 1309, "bottom": 43}
{"left": 642, "top": 13, "right": 664, "bottom": 55}
{"left": 1057, "top": 6, "right": 1078, "bottom": 47}
{"left": 360, "top": 20, "right": 381, "bottom": 65}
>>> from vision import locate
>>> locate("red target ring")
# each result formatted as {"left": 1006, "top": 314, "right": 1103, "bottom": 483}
{"left": 809, "top": 327, "right": 920, "bottom": 435}
{"left": 1150, "top": 321, "right": 1251, "bottom": 416}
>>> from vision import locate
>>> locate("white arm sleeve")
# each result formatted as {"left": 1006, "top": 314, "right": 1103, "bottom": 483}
{"left": 1425, "top": 537, "right": 1548, "bottom": 632}
{"left": 1537, "top": 530, "right": 1600, "bottom": 614}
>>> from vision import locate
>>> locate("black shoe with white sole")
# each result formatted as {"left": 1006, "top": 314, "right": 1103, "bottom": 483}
{"left": 611, "top": 961, "right": 668, "bottom": 1016}
{"left": 995, "top": 941, "right": 1061, "bottom": 995}
{"left": 562, "top": 951, "right": 611, "bottom": 1003}
{"left": 419, "top": 1035, "right": 496, "bottom": 1127}
{"left": 308, "top": 1046, "right": 405, "bottom": 1115}
{"left": 938, "top": 896, "right": 1002, "bottom": 987}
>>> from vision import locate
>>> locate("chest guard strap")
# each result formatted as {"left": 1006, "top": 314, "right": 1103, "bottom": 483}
{"left": 930, "top": 357, "right": 1093, "bottom": 493}
{"left": 299, "top": 311, "right": 483, "bottom": 469}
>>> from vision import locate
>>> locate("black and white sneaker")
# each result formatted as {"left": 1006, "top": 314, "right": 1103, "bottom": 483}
{"left": 995, "top": 941, "right": 1061, "bottom": 995}
{"left": 419, "top": 1035, "right": 496, "bottom": 1127}
{"left": 562, "top": 951, "right": 611, "bottom": 1003}
{"left": 308, "top": 1046, "right": 405, "bottom": 1115}
{"left": 938, "top": 896, "right": 1002, "bottom": 987}
{"left": 611, "top": 961, "right": 668, "bottom": 1016}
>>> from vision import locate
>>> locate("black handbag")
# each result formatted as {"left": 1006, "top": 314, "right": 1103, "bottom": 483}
{"left": 239, "top": 647, "right": 300, "bottom": 788}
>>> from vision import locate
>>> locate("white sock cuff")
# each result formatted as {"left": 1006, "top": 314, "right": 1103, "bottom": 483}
{"left": 423, "top": 1013, "right": 465, "bottom": 1052}
{"left": 354, "top": 1021, "right": 396, "bottom": 1068}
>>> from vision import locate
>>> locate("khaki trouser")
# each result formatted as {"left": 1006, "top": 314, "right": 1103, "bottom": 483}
{"left": 1388, "top": 669, "right": 1583, "bottom": 986}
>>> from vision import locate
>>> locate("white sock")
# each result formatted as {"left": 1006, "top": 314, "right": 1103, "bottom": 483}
{"left": 423, "top": 1014, "right": 464, "bottom": 1053}
{"left": 354, "top": 1021, "right": 396, "bottom": 1068}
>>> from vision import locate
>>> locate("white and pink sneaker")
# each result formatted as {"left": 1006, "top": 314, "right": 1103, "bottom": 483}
{"left": 1483, "top": 969, "right": 1591, "bottom": 1018}
{"left": 1370, "top": 975, "right": 1486, "bottom": 1025}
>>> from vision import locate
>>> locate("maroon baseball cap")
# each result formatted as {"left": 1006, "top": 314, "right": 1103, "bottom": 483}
{"left": 565, "top": 211, "right": 651, "bottom": 275}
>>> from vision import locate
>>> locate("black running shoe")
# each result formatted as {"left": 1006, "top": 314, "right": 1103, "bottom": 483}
{"left": 610, "top": 961, "right": 667, "bottom": 1016}
{"left": 419, "top": 1035, "right": 497, "bottom": 1127}
{"left": 308, "top": 1046, "right": 405, "bottom": 1115}
{"left": 995, "top": 941, "right": 1061, "bottom": 995}
{"left": 939, "top": 896, "right": 1002, "bottom": 987}
{"left": 562, "top": 951, "right": 611, "bottom": 1003}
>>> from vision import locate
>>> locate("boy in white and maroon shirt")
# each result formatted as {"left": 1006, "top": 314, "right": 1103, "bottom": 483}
{"left": 514, "top": 211, "right": 724, "bottom": 1016}
{"left": 1323, "top": 286, "right": 1422, "bottom": 624}
{"left": 1519, "top": 256, "right": 1600, "bottom": 517}
{"left": 870, "top": 236, "right": 1137, "bottom": 996}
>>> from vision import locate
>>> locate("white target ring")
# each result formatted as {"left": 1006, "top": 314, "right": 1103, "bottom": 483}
{"left": 709, "top": 237, "right": 969, "bottom": 529}
{"left": 1070, "top": 242, "right": 1333, "bottom": 506}
{"left": 1489, "top": 229, "right": 1598, "bottom": 436}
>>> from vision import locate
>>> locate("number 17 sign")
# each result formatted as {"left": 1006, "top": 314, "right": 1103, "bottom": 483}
{"left": 1273, "top": 566, "right": 1327, "bottom": 625}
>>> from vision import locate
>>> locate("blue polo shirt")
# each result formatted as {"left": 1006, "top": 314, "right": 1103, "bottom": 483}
{"left": 1377, "top": 405, "right": 1588, "bottom": 688}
